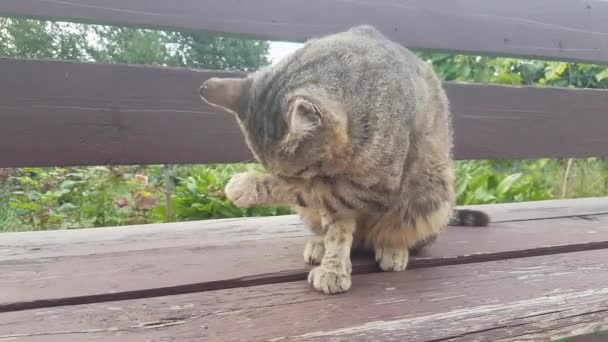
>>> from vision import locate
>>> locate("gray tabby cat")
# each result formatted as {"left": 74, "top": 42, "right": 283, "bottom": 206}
{"left": 200, "top": 25, "right": 489, "bottom": 295}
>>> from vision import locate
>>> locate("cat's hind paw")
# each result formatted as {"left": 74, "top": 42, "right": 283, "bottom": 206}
{"left": 375, "top": 246, "right": 409, "bottom": 272}
{"left": 308, "top": 266, "right": 352, "bottom": 294}
{"left": 303, "top": 237, "right": 325, "bottom": 265}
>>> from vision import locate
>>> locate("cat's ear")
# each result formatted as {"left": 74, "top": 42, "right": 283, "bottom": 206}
{"left": 281, "top": 97, "right": 322, "bottom": 153}
{"left": 200, "top": 77, "right": 251, "bottom": 117}
{"left": 286, "top": 97, "right": 322, "bottom": 139}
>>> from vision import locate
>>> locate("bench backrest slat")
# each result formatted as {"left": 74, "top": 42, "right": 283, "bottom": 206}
{"left": 1, "top": 58, "right": 606, "bottom": 168}
{"left": 1, "top": 0, "right": 607, "bottom": 64}
{"left": 0, "top": 1, "right": 607, "bottom": 167}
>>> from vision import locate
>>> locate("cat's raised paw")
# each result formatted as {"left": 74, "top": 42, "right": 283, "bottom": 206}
{"left": 375, "top": 247, "right": 409, "bottom": 272}
{"left": 303, "top": 237, "right": 325, "bottom": 265}
{"left": 308, "top": 266, "right": 351, "bottom": 294}
{"left": 225, "top": 172, "right": 259, "bottom": 208}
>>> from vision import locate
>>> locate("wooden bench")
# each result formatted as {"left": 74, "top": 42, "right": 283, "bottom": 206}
{"left": 1, "top": 1, "right": 608, "bottom": 341}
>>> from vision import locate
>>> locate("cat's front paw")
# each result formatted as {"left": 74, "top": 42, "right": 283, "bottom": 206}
{"left": 303, "top": 237, "right": 325, "bottom": 265}
{"left": 307, "top": 266, "right": 351, "bottom": 294}
{"left": 225, "top": 172, "right": 260, "bottom": 208}
{"left": 375, "top": 246, "right": 409, "bottom": 271}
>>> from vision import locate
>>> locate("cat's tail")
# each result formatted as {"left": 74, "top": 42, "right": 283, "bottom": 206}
{"left": 449, "top": 209, "right": 490, "bottom": 227}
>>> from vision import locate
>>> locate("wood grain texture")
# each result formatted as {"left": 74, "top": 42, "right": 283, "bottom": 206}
{"left": 3, "top": 198, "right": 605, "bottom": 261}
{"left": 460, "top": 196, "right": 608, "bottom": 223}
{"left": 0, "top": 58, "right": 249, "bottom": 167}
{"left": 3, "top": 199, "right": 608, "bottom": 312}
{"left": 1, "top": 58, "right": 608, "bottom": 167}
{"left": 1, "top": 0, "right": 608, "bottom": 64}
{"left": 444, "top": 82, "right": 608, "bottom": 160}
{"left": 2, "top": 249, "right": 608, "bottom": 341}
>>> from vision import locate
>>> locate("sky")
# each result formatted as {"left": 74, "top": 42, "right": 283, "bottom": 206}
{"left": 268, "top": 41, "right": 303, "bottom": 64}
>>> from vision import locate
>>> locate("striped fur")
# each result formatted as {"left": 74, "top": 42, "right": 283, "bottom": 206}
{"left": 200, "top": 25, "right": 489, "bottom": 294}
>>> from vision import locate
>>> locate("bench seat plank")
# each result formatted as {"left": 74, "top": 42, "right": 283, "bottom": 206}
{"left": 2, "top": 199, "right": 608, "bottom": 313}
{"left": 1, "top": 249, "right": 607, "bottom": 341}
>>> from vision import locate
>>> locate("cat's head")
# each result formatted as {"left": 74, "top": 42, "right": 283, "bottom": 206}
{"left": 200, "top": 69, "right": 352, "bottom": 178}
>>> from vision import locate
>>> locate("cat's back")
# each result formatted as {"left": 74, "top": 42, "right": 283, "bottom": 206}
{"left": 286, "top": 25, "right": 423, "bottom": 88}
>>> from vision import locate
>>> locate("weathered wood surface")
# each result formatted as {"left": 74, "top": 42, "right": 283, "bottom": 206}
{"left": 3, "top": 198, "right": 608, "bottom": 313}
{"left": 4, "top": 197, "right": 607, "bottom": 260}
{"left": 569, "top": 332, "right": 608, "bottom": 342}
{"left": 1, "top": 0, "right": 608, "bottom": 64}
{"left": 2, "top": 59, "right": 608, "bottom": 167}
{"left": 2, "top": 249, "right": 608, "bottom": 342}
{"left": 0, "top": 59, "right": 249, "bottom": 168}
{"left": 460, "top": 196, "right": 608, "bottom": 223}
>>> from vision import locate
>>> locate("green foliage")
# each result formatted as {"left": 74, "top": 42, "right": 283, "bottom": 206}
{"left": 0, "top": 202, "right": 20, "bottom": 232}
{"left": 90, "top": 27, "right": 170, "bottom": 65}
{"left": 4, "top": 167, "right": 160, "bottom": 229}
{"left": 0, "top": 18, "right": 269, "bottom": 70}
{"left": 153, "top": 164, "right": 291, "bottom": 222}
{"left": 415, "top": 52, "right": 608, "bottom": 89}
{"left": 0, "top": 19, "right": 89, "bottom": 60}
{"left": 551, "top": 158, "right": 608, "bottom": 198}
{"left": 166, "top": 32, "right": 270, "bottom": 71}
{"left": 88, "top": 26, "right": 269, "bottom": 69}
{"left": 455, "top": 160, "right": 554, "bottom": 205}
{"left": 1, "top": 165, "right": 292, "bottom": 230}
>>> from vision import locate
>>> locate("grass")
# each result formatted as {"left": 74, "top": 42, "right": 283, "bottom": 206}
{"left": 551, "top": 158, "right": 608, "bottom": 198}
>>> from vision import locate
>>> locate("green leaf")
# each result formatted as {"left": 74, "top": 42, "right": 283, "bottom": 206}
{"left": 60, "top": 180, "right": 80, "bottom": 189}
{"left": 496, "top": 173, "right": 523, "bottom": 195}
{"left": 455, "top": 177, "right": 469, "bottom": 198}
{"left": 544, "top": 62, "right": 567, "bottom": 81}
{"left": 471, "top": 187, "right": 496, "bottom": 204}
{"left": 595, "top": 68, "right": 608, "bottom": 82}
{"left": 57, "top": 203, "right": 78, "bottom": 213}
{"left": 494, "top": 71, "right": 522, "bottom": 85}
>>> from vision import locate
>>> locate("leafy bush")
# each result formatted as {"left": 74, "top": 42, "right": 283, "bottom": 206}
{"left": 0, "top": 203, "right": 20, "bottom": 232}
{"left": 4, "top": 166, "right": 161, "bottom": 229}
{"left": 455, "top": 160, "right": 554, "bottom": 205}
{"left": 1, "top": 158, "right": 607, "bottom": 232}
{"left": 415, "top": 52, "right": 608, "bottom": 89}
{"left": 0, "top": 164, "right": 293, "bottom": 230}
{"left": 152, "top": 164, "right": 292, "bottom": 222}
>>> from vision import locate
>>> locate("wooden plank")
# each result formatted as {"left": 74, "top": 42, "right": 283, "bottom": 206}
{"left": 445, "top": 82, "right": 608, "bottom": 160}
{"left": 1, "top": 0, "right": 608, "bottom": 64}
{"left": 3, "top": 198, "right": 605, "bottom": 261}
{"left": 0, "top": 59, "right": 250, "bottom": 168}
{"left": 3, "top": 199, "right": 608, "bottom": 312}
{"left": 1, "top": 59, "right": 608, "bottom": 167}
{"left": 2, "top": 249, "right": 608, "bottom": 341}
{"left": 461, "top": 196, "right": 608, "bottom": 223}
